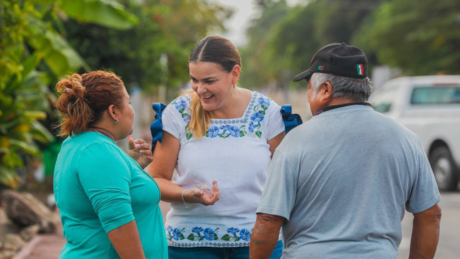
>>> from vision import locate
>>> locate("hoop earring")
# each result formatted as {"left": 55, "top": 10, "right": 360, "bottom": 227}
{"left": 113, "top": 119, "right": 119, "bottom": 124}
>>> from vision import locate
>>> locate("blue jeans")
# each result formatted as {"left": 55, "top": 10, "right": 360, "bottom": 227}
{"left": 168, "top": 240, "right": 283, "bottom": 259}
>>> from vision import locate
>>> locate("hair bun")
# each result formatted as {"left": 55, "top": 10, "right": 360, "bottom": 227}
{"left": 55, "top": 70, "right": 125, "bottom": 137}
{"left": 56, "top": 74, "right": 85, "bottom": 98}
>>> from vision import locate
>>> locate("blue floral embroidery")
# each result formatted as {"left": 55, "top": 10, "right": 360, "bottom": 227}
{"left": 221, "top": 227, "right": 253, "bottom": 242}
{"left": 248, "top": 121, "right": 256, "bottom": 133}
{"left": 246, "top": 94, "right": 271, "bottom": 138}
{"left": 220, "top": 125, "right": 232, "bottom": 135}
{"left": 258, "top": 96, "right": 270, "bottom": 107}
{"left": 172, "top": 93, "right": 272, "bottom": 140}
{"left": 221, "top": 227, "right": 242, "bottom": 242}
{"left": 250, "top": 112, "right": 264, "bottom": 123}
{"left": 168, "top": 226, "right": 252, "bottom": 244}
{"left": 172, "top": 228, "right": 182, "bottom": 241}
{"left": 166, "top": 225, "right": 186, "bottom": 241}
{"left": 175, "top": 99, "right": 188, "bottom": 111}
{"left": 204, "top": 228, "right": 217, "bottom": 241}
{"left": 187, "top": 227, "right": 205, "bottom": 241}
{"left": 227, "top": 227, "right": 240, "bottom": 235}
{"left": 229, "top": 126, "right": 240, "bottom": 137}
{"left": 207, "top": 126, "right": 220, "bottom": 138}
{"left": 185, "top": 226, "right": 219, "bottom": 241}
{"left": 192, "top": 227, "right": 204, "bottom": 234}
{"left": 184, "top": 114, "right": 191, "bottom": 124}
{"left": 172, "top": 96, "right": 193, "bottom": 139}
{"left": 239, "top": 229, "right": 251, "bottom": 241}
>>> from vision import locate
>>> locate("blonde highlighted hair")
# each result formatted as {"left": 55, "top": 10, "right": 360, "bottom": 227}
{"left": 187, "top": 36, "right": 241, "bottom": 138}
{"left": 181, "top": 90, "right": 211, "bottom": 139}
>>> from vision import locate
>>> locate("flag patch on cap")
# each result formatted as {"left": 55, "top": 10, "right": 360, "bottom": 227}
{"left": 357, "top": 64, "right": 364, "bottom": 75}
{"left": 318, "top": 66, "right": 324, "bottom": 71}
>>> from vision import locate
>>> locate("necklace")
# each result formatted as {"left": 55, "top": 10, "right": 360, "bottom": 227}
{"left": 90, "top": 127, "right": 115, "bottom": 141}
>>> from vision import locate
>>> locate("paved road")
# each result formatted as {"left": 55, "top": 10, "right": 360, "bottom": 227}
{"left": 398, "top": 193, "right": 460, "bottom": 259}
{"left": 15, "top": 193, "right": 459, "bottom": 258}
{"left": 14, "top": 202, "right": 171, "bottom": 259}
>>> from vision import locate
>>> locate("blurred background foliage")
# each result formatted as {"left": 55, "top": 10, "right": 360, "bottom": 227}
{"left": 0, "top": 0, "right": 231, "bottom": 188}
{"left": 239, "top": 0, "right": 460, "bottom": 88}
{"left": 0, "top": 0, "right": 136, "bottom": 188}
{"left": 1, "top": 0, "right": 459, "bottom": 188}
{"left": 64, "top": 0, "right": 232, "bottom": 91}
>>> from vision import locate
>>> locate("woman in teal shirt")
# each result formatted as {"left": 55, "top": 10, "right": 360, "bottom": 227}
{"left": 53, "top": 71, "right": 167, "bottom": 258}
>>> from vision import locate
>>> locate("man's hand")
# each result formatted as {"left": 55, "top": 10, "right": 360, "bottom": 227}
{"left": 250, "top": 213, "right": 285, "bottom": 259}
{"left": 409, "top": 203, "right": 442, "bottom": 259}
{"left": 127, "top": 136, "right": 153, "bottom": 169}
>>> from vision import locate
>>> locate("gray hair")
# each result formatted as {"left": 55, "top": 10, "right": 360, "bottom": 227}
{"left": 310, "top": 73, "right": 373, "bottom": 102}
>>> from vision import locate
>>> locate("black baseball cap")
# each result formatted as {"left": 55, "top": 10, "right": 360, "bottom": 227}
{"left": 293, "top": 42, "right": 368, "bottom": 82}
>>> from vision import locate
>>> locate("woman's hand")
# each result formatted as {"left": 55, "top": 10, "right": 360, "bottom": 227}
{"left": 184, "top": 181, "right": 220, "bottom": 206}
{"left": 127, "top": 136, "right": 153, "bottom": 169}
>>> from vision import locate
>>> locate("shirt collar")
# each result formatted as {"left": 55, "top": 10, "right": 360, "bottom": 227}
{"left": 314, "top": 102, "right": 372, "bottom": 116}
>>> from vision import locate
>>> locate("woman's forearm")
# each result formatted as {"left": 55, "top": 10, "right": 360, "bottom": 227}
{"left": 154, "top": 178, "right": 185, "bottom": 203}
{"left": 108, "top": 220, "right": 145, "bottom": 259}
{"left": 155, "top": 178, "right": 220, "bottom": 206}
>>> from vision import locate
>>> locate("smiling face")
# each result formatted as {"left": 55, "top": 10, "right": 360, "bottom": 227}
{"left": 189, "top": 61, "right": 237, "bottom": 112}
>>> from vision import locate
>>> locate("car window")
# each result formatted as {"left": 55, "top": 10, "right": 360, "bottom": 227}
{"left": 411, "top": 86, "right": 460, "bottom": 105}
{"left": 372, "top": 88, "right": 398, "bottom": 113}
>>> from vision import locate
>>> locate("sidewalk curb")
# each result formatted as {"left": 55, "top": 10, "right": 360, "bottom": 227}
{"left": 13, "top": 235, "right": 43, "bottom": 259}
{"left": 13, "top": 234, "right": 66, "bottom": 259}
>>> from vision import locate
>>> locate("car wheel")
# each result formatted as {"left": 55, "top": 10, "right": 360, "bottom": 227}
{"left": 430, "top": 146, "right": 458, "bottom": 192}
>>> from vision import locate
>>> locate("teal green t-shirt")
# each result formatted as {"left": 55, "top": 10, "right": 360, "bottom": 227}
{"left": 54, "top": 132, "right": 167, "bottom": 259}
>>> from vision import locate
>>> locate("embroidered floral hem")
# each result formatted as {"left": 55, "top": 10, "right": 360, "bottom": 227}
{"left": 166, "top": 225, "right": 252, "bottom": 248}
{"left": 168, "top": 241, "right": 250, "bottom": 248}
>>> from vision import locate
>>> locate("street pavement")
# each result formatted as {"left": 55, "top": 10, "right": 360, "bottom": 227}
{"left": 398, "top": 193, "right": 460, "bottom": 259}
{"left": 14, "top": 193, "right": 459, "bottom": 258}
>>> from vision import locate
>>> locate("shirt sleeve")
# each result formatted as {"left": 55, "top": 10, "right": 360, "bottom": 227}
{"left": 162, "top": 102, "right": 185, "bottom": 140}
{"left": 266, "top": 100, "right": 285, "bottom": 140}
{"left": 257, "top": 150, "right": 297, "bottom": 220}
{"left": 77, "top": 143, "right": 135, "bottom": 233}
{"left": 406, "top": 140, "right": 441, "bottom": 213}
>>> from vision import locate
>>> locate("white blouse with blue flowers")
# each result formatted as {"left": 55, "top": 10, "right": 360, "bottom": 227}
{"left": 161, "top": 91, "right": 285, "bottom": 248}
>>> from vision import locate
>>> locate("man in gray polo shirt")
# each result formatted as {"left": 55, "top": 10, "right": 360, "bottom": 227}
{"left": 250, "top": 43, "right": 441, "bottom": 259}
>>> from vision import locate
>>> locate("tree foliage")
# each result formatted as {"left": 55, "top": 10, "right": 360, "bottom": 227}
{"left": 240, "top": 0, "right": 460, "bottom": 88}
{"left": 0, "top": 0, "right": 137, "bottom": 188}
{"left": 65, "top": 0, "right": 233, "bottom": 91}
{"left": 354, "top": 0, "right": 460, "bottom": 75}
{"left": 239, "top": 1, "right": 291, "bottom": 89}
{"left": 0, "top": 0, "right": 232, "bottom": 187}
{"left": 314, "top": 0, "right": 384, "bottom": 45}
{"left": 239, "top": 0, "right": 384, "bottom": 89}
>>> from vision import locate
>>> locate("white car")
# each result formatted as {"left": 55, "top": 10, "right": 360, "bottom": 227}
{"left": 370, "top": 75, "right": 460, "bottom": 191}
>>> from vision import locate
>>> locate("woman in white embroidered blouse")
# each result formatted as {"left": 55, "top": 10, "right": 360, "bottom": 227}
{"left": 148, "top": 36, "right": 285, "bottom": 259}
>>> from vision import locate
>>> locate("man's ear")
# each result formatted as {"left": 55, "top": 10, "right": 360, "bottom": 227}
{"left": 317, "top": 81, "right": 333, "bottom": 105}
{"left": 321, "top": 81, "right": 333, "bottom": 99}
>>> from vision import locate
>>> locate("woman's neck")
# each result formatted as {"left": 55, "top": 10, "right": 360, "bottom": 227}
{"left": 210, "top": 88, "right": 249, "bottom": 119}
{"left": 90, "top": 125, "right": 116, "bottom": 141}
